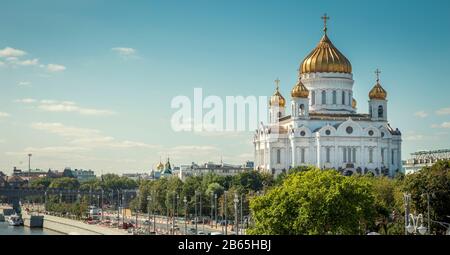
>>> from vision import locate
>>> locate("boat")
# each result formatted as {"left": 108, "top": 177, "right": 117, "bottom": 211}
{"left": 8, "top": 214, "right": 24, "bottom": 226}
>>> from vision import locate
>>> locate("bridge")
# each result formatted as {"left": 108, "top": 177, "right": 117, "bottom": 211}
{"left": 0, "top": 187, "right": 137, "bottom": 213}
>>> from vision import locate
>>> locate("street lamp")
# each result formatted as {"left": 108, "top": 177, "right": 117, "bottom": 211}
{"left": 224, "top": 191, "right": 228, "bottom": 235}
{"left": 214, "top": 193, "right": 218, "bottom": 229}
{"left": 234, "top": 193, "right": 239, "bottom": 235}
{"left": 406, "top": 213, "right": 427, "bottom": 235}
{"left": 403, "top": 193, "right": 411, "bottom": 235}
{"left": 194, "top": 191, "right": 199, "bottom": 235}
{"left": 183, "top": 196, "right": 188, "bottom": 235}
{"left": 147, "top": 195, "right": 151, "bottom": 235}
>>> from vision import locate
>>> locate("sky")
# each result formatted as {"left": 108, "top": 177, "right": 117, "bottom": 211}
{"left": 1, "top": 0, "right": 450, "bottom": 174}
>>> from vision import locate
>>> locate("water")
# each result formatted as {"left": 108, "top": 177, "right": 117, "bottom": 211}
{"left": 0, "top": 221, "right": 62, "bottom": 235}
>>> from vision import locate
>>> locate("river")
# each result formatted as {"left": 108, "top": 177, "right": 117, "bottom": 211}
{"left": 0, "top": 221, "right": 62, "bottom": 235}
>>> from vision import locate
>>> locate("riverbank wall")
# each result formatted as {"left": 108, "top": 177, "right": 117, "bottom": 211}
{"left": 42, "top": 215, "right": 129, "bottom": 235}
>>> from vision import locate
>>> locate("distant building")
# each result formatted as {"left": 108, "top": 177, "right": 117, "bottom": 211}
{"left": 65, "top": 168, "right": 97, "bottom": 182}
{"left": 0, "top": 172, "right": 7, "bottom": 187}
{"left": 122, "top": 173, "right": 150, "bottom": 181}
{"left": 403, "top": 149, "right": 450, "bottom": 174}
{"left": 5, "top": 175, "right": 28, "bottom": 188}
{"left": 175, "top": 161, "right": 253, "bottom": 181}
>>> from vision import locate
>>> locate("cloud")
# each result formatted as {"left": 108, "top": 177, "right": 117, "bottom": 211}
{"left": 15, "top": 99, "right": 115, "bottom": 116}
{"left": 436, "top": 107, "right": 450, "bottom": 115}
{"left": 18, "top": 58, "right": 39, "bottom": 66}
{"left": 0, "top": 112, "right": 10, "bottom": 118}
{"left": 15, "top": 98, "right": 36, "bottom": 103}
{"left": 0, "top": 47, "right": 27, "bottom": 58}
{"left": 112, "top": 47, "right": 137, "bottom": 58}
{"left": 17, "top": 81, "right": 32, "bottom": 86}
{"left": 45, "top": 64, "right": 66, "bottom": 72}
{"left": 431, "top": 122, "right": 450, "bottom": 129}
{"left": 31, "top": 122, "right": 156, "bottom": 149}
{"left": 414, "top": 111, "right": 428, "bottom": 118}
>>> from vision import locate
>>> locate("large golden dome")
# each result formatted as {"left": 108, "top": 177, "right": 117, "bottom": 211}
{"left": 156, "top": 161, "right": 164, "bottom": 170}
{"left": 300, "top": 34, "right": 352, "bottom": 74}
{"left": 291, "top": 80, "right": 309, "bottom": 98}
{"left": 369, "top": 82, "right": 387, "bottom": 100}
{"left": 352, "top": 98, "right": 357, "bottom": 108}
{"left": 269, "top": 85, "right": 286, "bottom": 108}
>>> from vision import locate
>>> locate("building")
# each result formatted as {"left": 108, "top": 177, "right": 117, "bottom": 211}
{"left": 403, "top": 149, "right": 450, "bottom": 174}
{"left": 122, "top": 173, "right": 151, "bottom": 181}
{"left": 0, "top": 171, "right": 7, "bottom": 187}
{"left": 150, "top": 158, "right": 173, "bottom": 179}
{"left": 175, "top": 161, "right": 253, "bottom": 181}
{"left": 253, "top": 16, "right": 402, "bottom": 177}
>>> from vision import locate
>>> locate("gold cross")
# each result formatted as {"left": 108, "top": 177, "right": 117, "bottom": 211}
{"left": 321, "top": 13, "right": 330, "bottom": 33}
{"left": 375, "top": 68, "right": 381, "bottom": 82}
{"left": 274, "top": 77, "right": 280, "bottom": 90}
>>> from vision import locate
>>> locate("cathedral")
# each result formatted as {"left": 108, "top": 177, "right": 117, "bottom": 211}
{"left": 253, "top": 15, "right": 402, "bottom": 177}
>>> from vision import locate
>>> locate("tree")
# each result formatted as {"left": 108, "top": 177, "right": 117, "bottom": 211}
{"left": 248, "top": 169, "right": 376, "bottom": 235}
{"left": 403, "top": 160, "right": 450, "bottom": 234}
{"left": 30, "top": 177, "right": 52, "bottom": 189}
{"left": 49, "top": 177, "right": 80, "bottom": 190}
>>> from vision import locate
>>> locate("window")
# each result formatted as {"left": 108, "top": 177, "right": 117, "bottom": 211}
{"left": 326, "top": 147, "right": 330, "bottom": 163}
{"left": 342, "top": 91, "right": 345, "bottom": 105}
{"left": 391, "top": 149, "right": 394, "bottom": 165}
{"left": 368, "top": 130, "right": 374, "bottom": 136}
{"left": 346, "top": 126, "right": 353, "bottom": 134}
{"left": 343, "top": 148, "right": 347, "bottom": 162}
{"left": 332, "top": 91, "right": 337, "bottom": 104}
{"left": 348, "top": 148, "right": 352, "bottom": 163}
{"left": 381, "top": 148, "right": 385, "bottom": 163}
{"left": 277, "top": 149, "right": 281, "bottom": 164}
{"left": 300, "top": 131, "right": 306, "bottom": 136}
{"left": 348, "top": 93, "right": 352, "bottom": 106}
{"left": 352, "top": 148, "right": 356, "bottom": 163}
{"left": 299, "top": 104, "right": 304, "bottom": 116}
{"left": 325, "top": 130, "right": 331, "bottom": 135}
{"left": 311, "top": 91, "right": 315, "bottom": 105}
{"left": 369, "top": 148, "right": 373, "bottom": 163}
{"left": 301, "top": 148, "right": 305, "bottom": 163}
{"left": 378, "top": 105, "right": 384, "bottom": 118}
{"left": 278, "top": 112, "right": 282, "bottom": 118}
{"left": 321, "top": 90, "right": 326, "bottom": 104}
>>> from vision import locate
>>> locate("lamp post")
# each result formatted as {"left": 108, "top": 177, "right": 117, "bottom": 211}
{"left": 194, "top": 191, "right": 199, "bottom": 235}
{"left": 116, "top": 190, "right": 120, "bottom": 229}
{"left": 28, "top": 153, "right": 32, "bottom": 187}
{"left": 224, "top": 191, "right": 228, "bottom": 235}
{"left": 403, "top": 193, "right": 411, "bottom": 235}
{"left": 234, "top": 193, "right": 239, "bottom": 235}
{"left": 172, "top": 192, "right": 176, "bottom": 235}
{"left": 101, "top": 189, "right": 104, "bottom": 221}
{"left": 214, "top": 193, "right": 218, "bottom": 229}
{"left": 210, "top": 192, "right": 214, "bottom": 228}
{"left": 147, "top": 195, "right": 151, "bottom": 234}
{"left": 422, "top": 193, "right": 431, "bottom": 235}
{"left": 406, "top": 213, "right": 427, "bottom": 235}
{"left": 199, "top": 191, "right": 204, "bottom": 233}
{"left": 183, "top": 196, "right": 188, "bottom": 235}
{"left": 240, "top": 193, "right": 243, "bottom": 234}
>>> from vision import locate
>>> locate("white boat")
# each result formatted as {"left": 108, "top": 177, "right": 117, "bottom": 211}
{"left": 8, "top": 214, "right": 24, "bottom": 226}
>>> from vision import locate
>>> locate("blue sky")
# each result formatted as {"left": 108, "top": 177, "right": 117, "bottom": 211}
{"left": 1, "top": 0, "right": 449, "bottom": 174}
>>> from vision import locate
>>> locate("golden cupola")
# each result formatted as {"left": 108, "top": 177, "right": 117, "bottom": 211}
{"left": 369, "top": 69, "right": 387, "bottom": 100}
{"left": 269, "top": 79, "right": 286, "bottom": 107}
{"left": 300, "top": 14, "right": 352, "bottom": 74}
{"left": 291, "top": 79, "right": 309, "bottom": 98}
{"left": 352, "top": 98, "right": 357, "bottom": 108}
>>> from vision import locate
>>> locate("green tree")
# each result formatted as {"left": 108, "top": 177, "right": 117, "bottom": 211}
{"left": 30, "top": 177, "right": 52, "bottom": 189}
{"left": 403, "top": 160, "right": 450, "bottom": 234}
{"left": 49, "top": 177, "right": 80, "bottom": 190}
{"left": 248, "top": 169, "right": 376, "bottom": 235}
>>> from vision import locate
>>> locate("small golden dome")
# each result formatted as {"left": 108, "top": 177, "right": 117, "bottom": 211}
{"left": 269, "top": 88, "right": 286, "bottom": 108}
{"left": 291, "top": 80, "right": 309, "bottom": 98}
{"left": 300, "top": 34, "right": 352, "bottom": 74}
{"left": 369, "top": 82, "right": 387, "bottom": 100}
{"left": 352, "top": 98, "right": 357, "bottom": 108}
{"left": 156, "top": 161, "right": 164, "bottom": 170}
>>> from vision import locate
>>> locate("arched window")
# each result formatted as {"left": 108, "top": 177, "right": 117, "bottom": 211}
{"left": 276, "top": 149, "right": 281, "bottom": 164}
{"left": 278, "top": 111, "right": 282, "bottom": 118}
{"left": 348, "top": 93, "right": 352, "bottom": 106}
{"left": 311, "top": 91, "right": 315, "bottom": 105}
{"left": 332, "top": 91, "right": 337, "bottom": 104}
{"left": 378, "top": 105, "right": 384, "bottom": 118}
{"left": 299, "top": 104, "right": 304, "bottom": 116}
{"left": 321, "top": 90, "right": 326, "bottom": 104}
{"left": 342, "top": 91, "right": 345, "bottom": 105}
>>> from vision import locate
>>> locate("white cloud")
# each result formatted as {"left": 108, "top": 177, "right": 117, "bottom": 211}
{"left": 15, "top": 98, "right": 36, "bottom": 103}
{"left": 31, "top": 122, "right": 156, "bottom": 149}
{"left": 112, "top": 47, "right": 137, "bottom": 58}
{"left": 0, "top": 47, "right": 27, "bottom": 58}
{"left": 436, "top": 107, "right": 450, "bottom": 115}
{"left": 414, "top": 111, "right": 428, "bottom": 118}
{"left": 16, "top": 99, "right": 115, "bottom": 116}
{"left": 431, "top": 122, "right": 450, "bottom": 129}
{"left": 0, "top": 112, "right": 10, "bottom": 118}
{"left": 18, "top": 58, "right": 39, "bottom": 66}
{"left": 45, "top": 64, "right": 66, "bottom": 72}
{"left": 18, "top": 81, "right": 32, "bottom": 86}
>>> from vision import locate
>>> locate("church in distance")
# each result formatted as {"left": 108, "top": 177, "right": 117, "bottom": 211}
{"left": 253, "top": 15, "right": 402, "bottom": 177}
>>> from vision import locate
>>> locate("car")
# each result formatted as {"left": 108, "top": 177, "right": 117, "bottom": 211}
{"left": 209, "top": 232, "right": 223, "bottom": 235}
{"left": 197, "top": 231, "right": 206, "bottom": 235}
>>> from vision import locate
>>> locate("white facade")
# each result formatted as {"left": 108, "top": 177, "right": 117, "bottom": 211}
{"left": 253, "top": 34, "right": 402, "bottom": 177}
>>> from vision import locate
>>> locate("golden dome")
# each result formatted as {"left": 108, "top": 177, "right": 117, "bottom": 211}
{"left": 269, "top": 79, "right": 286, "bottom": 108}
{"left": 156, "top": 161, "right": 164, "bottom": 170}
{"left": 300, "top": 34, "right": 352, "bottom": 74}
{"left": 291, "top": 80, "right": 309, "bottom": 98}
{"left": 352, "top": 98, "right": 357, "bottom": 108}
{"left": 369, "top": 82, "right": 387, "bottom": 100}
